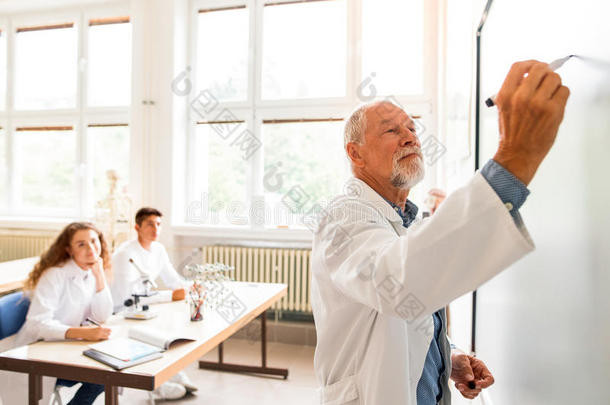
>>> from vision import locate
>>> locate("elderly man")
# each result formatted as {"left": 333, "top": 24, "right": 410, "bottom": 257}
{"left": 311, "top": 60, "right": 570, "bottom": 405}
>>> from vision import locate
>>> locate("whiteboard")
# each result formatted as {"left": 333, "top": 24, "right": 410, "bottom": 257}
{"left": 476, "top": 1, "right": 610, "bottom": 404}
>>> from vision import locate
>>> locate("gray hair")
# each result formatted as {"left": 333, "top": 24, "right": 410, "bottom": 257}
{"left": 343, "top": 104, "right": 369, "bottom": 149}
{"left": 344, "top": 100, "right": 402, "bottom": 150}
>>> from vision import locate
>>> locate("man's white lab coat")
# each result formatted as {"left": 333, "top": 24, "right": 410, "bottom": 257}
{"left": 110, "top": 240, "right": 187, "bottom": 310}
{"left": 311, "top": 172, "right": 535, "bottom": 405}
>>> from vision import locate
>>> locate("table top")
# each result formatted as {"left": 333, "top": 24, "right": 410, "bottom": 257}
{"left": 0, "top": 257, "right": 38, "bottom": 294}
{"left": 0, "top": 281, "right": 287, "bottom": 390}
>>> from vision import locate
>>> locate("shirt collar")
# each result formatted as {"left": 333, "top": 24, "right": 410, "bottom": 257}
{"left": 343, "top": 177, "right": 418, "bottom": 226}
{"left": 384, "top": 198, "right": 419, "bottom": 228}
{"left": 67, "top": 258, "right": 92, "bottom": 280}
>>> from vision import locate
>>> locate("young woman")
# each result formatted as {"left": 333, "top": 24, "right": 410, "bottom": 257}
{"left": 15, "top": 222, "right": 114, "bottom": 405}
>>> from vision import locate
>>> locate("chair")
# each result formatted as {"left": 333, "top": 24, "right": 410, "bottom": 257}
{"left": 0, "top": 291, "right": 30, "bottom": 340}
{"left": 0, "top": 292, "right": 131, "bottom": 405}
{"left": 0, "top": 292, "right": 75, "bottom": 405}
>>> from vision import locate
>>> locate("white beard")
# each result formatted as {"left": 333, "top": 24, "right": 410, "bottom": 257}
{"left": 390, "top": 152, "right": 425, "bottom": 190}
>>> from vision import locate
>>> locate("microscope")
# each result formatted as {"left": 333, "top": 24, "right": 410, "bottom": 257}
{"left": 122, "top": 258, "right": 160, "bottom": 320}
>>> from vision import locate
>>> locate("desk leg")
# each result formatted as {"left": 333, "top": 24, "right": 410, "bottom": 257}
{"left": 28, "top": 374, "right": 42, "bottom": 405}
{"left": 105, "top": 385, "right": 118, "bottom": 405}
{"left": 199, "top": 311, "right": 289, "bottom": 379}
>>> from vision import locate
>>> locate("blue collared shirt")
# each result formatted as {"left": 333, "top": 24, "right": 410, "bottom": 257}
{"left": 385, "top": 158, "right": 530, "bottom": 404}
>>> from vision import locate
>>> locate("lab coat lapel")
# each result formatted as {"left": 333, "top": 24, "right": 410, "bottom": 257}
{"left": 349, "top": 177, "right": 405, "bottom": 231}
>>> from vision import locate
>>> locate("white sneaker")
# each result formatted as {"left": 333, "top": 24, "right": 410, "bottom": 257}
{"left": 170, "top": 371, "right": 199, "bottom": 393}
{"left": 153, "top": 381, "right": 187, "bottom": 400}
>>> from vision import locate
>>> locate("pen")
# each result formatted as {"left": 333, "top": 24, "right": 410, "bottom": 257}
{"left": 86, "top": 317, "right": 102, "bottom": 327}
{"left": 485, "top": 55, "right": 575, "bottom": 107}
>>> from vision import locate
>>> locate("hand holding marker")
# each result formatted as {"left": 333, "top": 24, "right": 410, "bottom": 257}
{"left": 485, "top": 55, "right": 576, "bottom": 107}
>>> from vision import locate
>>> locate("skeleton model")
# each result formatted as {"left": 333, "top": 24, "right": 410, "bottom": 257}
{"left": 94, "top": 170, "right": 133, "bottom": 252}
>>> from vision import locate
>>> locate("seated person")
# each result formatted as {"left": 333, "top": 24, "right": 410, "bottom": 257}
{"left": 15, "top": 222, "right": 113, "bottom": 405}
{"left": 110, "top": 207, "right": 195, "bottom": 400}
{"left": 111, "top": 207, "right": 186, "bottom": 309}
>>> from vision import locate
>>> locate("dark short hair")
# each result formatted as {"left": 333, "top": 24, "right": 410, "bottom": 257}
{"left": 135, "top": 207, "right": 163, "bottom": 226}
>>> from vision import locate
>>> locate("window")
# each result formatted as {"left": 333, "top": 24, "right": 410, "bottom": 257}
{"left": 191, "top": 122, "right": 249, "bottom": 225}
{"left": 261, "top": 0, "right": 347, "bottom": 100}
{"left": 15, "top": 126, "right": 77, "bottom": 211}
{"left": 88, "top": 17, "right": 132, "bottom": 106}
{"left": 0, "top": 29, "right": 6, "bottom": 111}
{"left": 197, "top": 7, "right": 249, "bottom": 102}
{"left": 187, "top": 0, "right": 435, "bottom": 230}
{"left": 1, "top": 10, "right": 132, "bottom": 218}
{"left": 263, "top": 119, "right": 349, "bottom": 226}
{"left": 88, "top": 124, "right": 130, "bottom": 204}
{"left": 14, "top": 23, "right": 78, "bottom": 110}
{"left": 361, "top": 0, "right": 424, "bottom": 96}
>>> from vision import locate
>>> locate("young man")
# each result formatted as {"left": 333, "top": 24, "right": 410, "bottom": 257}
{"left": 111, "top": 207, "right": 196, "bottom": 400}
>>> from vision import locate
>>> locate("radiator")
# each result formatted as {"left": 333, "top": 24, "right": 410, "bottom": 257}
{"left": 0, "top": 232, "right": 54, "bottom": 262}
{"left": 201, "top": 246, "right": 312, "bottom": 314}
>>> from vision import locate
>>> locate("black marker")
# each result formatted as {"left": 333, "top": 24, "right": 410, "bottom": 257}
{"left": 485, "top": 55, "right": 576, "bottom": 107}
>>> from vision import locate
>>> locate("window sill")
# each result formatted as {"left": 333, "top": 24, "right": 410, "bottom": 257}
{"left": 0, "top": 216, "right": 72, "bottom": 233}
{"left": 172, "top": 224, "right": 313, "bottom": 246}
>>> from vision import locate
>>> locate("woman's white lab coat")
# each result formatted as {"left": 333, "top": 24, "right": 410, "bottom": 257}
{"left": 0, "top": 259, "right": 113, "bottom": 404}
{"left": 15, "top": 258, "right": 113, "bottom": 347}
{"left": 311, "top": 173, "right": 535, "bottom": 405}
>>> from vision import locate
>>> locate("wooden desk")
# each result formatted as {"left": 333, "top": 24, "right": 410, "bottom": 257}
{"left": 0, "top": 257, "right": 38, "bottom": 294}
{"left": 0, "top": 281, "right": 287, "bottom": 404}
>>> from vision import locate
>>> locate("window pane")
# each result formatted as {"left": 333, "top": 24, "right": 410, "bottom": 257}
{"left": 0, "top": 127, "right": 6, "bottom": 209}
{"left": 263, "top": 121, "right": 350, "bottom": 227}
{"left": 17, "top": 129, "right": 76, "bottom": 210}
{"left": 262, "top": 1, "right": 347, "bottom": 100}
{"left": 88, "top": 125, "right": 130, "bottom": 204}
{"left": 0, "top": 31, "right": 6, "bottom": 110}
{"left": 14, "top": 26, "right": 77, "bottom": 110}
{"left": 88, "top": 22, "right": 132, "bottom": 106}
{"left": 197, "top": 8, "right": 249, "bottom": 102}
{"left": 192, "top": 123, "right": 248, "bottom": 226}
{"left": 362, "top": 0, "right": 424, "bottom": 95}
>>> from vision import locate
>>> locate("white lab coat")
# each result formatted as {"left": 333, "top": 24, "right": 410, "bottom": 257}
{"left": 0, "top": 259, "right": 113, "bottom": 405}
{"left": 15, "top": 259, "right": 113, "bottom": 347}
{"left": 311, "top": 173, "right": 535, "bottom": 405}
{"left": 110, "top": 240, "right": 187, "bottom": 310}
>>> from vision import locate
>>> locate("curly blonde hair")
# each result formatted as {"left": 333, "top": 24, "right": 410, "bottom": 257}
{"left": 24, "top": 222, "right": 112, "bottom": 290}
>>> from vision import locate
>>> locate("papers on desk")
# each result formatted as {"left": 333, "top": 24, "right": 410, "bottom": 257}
{"left": 84, "top": 325, "right": 195, "bottom": 370}
{"left": 127, "top": 325, "right": 195, "bottom": 350}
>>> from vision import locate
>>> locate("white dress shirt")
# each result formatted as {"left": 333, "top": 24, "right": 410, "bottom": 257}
{"left": 110, "top": 240, "right": 187, "bottom": 310}
{"left": 15, "top": 259, "right": 113, "bottom": 346}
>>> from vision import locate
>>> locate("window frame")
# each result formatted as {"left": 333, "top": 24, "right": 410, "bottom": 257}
{"left": 0, "top": 18, "right": 8, "bottom": 112}
{"left": 182, "top": 0, "right": 440, "bottom": 235}
{"left": 0, "top": 3, "right": 132, "bottom": 220}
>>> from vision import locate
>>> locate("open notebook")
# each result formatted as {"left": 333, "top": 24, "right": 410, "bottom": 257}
{"left": 83, "top": 325, "right": 195, "bottom": 370}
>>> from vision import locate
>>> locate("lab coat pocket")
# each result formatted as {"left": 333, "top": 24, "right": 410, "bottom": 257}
{"left": 318, "top": 374, "right": 359, "bottom": 404}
